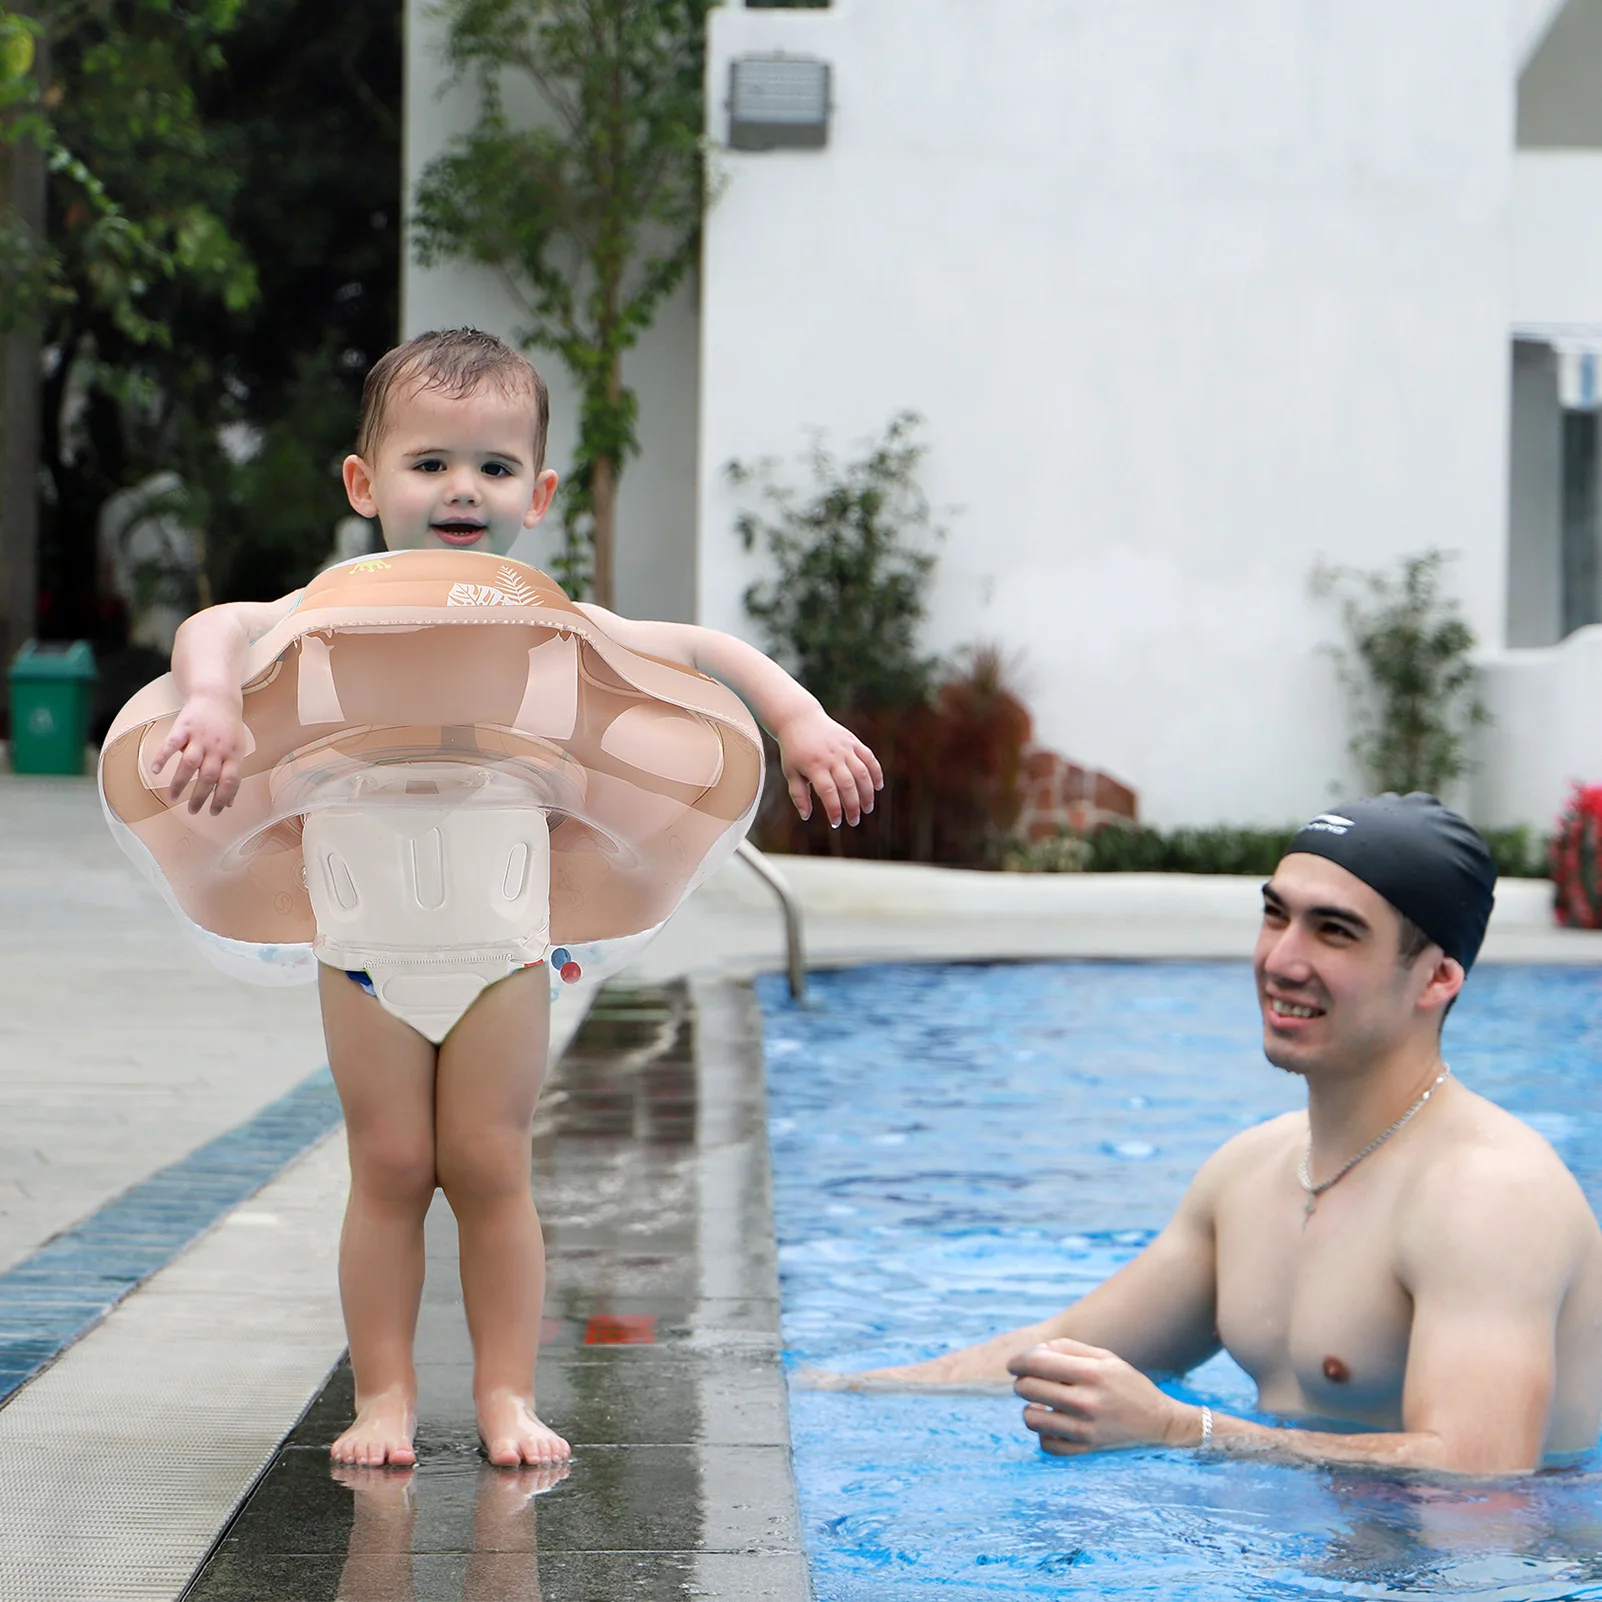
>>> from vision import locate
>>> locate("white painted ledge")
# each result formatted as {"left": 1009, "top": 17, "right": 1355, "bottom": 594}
{"left": 644, "top": 858, "right": 1600, "bottom": 970}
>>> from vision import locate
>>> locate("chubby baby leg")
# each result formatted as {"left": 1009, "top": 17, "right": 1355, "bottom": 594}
{"left": 319, "top": 963, "right": 440, "bottom": 1467}
{"left": 435, "top": 965, "right": 569, "bottom": 1466}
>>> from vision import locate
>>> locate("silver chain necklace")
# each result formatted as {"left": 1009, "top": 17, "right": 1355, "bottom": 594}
{"left": 1298, "top": 1065, "right": 1451, "bottom": 1219}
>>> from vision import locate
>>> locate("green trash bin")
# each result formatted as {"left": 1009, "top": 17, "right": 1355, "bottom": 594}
{"left": 8, "top": 640, "right": 97, "bottom": 775}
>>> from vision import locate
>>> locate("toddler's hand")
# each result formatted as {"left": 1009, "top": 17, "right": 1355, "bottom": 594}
{"left": 148, "top": 693, "right": 251, "bottom": 814}
{"left": 775, "top": 708, "right": 883, "bottom": 828}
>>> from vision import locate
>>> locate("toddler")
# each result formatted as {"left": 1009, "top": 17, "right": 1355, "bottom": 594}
{"left": 150, "top": 329, "right": 881, "bottom": 1466}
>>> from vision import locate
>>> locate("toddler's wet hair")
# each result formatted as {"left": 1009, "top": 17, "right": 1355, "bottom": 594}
{"left": 357, "top": 328, "right": 550, "bottom": 469}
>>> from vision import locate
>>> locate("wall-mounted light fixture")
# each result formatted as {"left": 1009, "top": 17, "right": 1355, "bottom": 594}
{"left": 728, "top": 55, "right": 831, "bottom": 151}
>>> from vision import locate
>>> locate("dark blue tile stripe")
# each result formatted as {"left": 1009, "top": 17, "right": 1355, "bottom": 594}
{"left": 0, "top": 1068, "right": 342, "bottom": 1403}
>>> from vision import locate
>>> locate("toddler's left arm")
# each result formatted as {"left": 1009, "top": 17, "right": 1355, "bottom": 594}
{"left": 575, "top": 605, "right": 881, "bottom": 828}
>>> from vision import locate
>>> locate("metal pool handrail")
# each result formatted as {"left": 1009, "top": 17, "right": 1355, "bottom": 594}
{"left": 735, "top": 840, "right": 807, "bottom": 1001}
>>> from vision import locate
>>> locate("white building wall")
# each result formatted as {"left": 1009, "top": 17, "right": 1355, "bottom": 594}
{"left": 402, "top": 0, "right": 700, "bottom": 621}
{"left": 1474, "top": 627, "right": 1602, "bottom": 827}
{"left": 698, "top": 0, "right": 1515, "bottom": 828}
{"left": 1512, "top": 152, "right": 1602, "bottom": 327}
{"left": 1516, "top": 0, "right": 1572, "bottom": 71}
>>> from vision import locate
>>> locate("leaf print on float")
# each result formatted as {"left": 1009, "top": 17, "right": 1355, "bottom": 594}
{"left": 445, "top": 567, "right": 541, "bottom": 608}
{"left": 447, "top": 583, "right": 515, "bottom": 607}
{"left": 493, "top": 566, "right": 539, "bottom": 605}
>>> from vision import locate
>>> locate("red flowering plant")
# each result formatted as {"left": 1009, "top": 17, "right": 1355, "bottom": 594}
{"left": 1551, "top": 785, "right": 1602, "bottom": 927}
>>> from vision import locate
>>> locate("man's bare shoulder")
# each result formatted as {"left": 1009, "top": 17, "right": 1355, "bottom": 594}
{"left": 1187, "top": 1109, "right": 1305, "bottom": 1203}
{"left": 1429, "top": 1084, "right": 1587, "bottom": 1190}
{"left": 1210, "top": 1109, "right": 1305, "bottom": 1165}
{"left": 1400, "top": 1085, "right": 1600, "bottom": 1277}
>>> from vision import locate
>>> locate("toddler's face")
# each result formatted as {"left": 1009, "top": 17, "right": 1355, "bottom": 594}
{"left": 342, "top": 381, "right": 557, "bottom": 557}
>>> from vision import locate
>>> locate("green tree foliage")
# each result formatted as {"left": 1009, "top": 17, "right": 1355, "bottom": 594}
{"left": 0, "top": 1, "right": 254, "bottom": 339}
{"left": 0, "top": 9, "right": 59, "bottom": 324}
{"left": 1314, "top": 549, "right": 1490, "bottom": 798}
{"left": 730, "top": 412, "right": 943, "bottom": 716}
{"left": 413, "top": 0, "right": 712, "bottom": 604}
{"left": 0, "top": 0, "right": 259, "bottom": 681}
{"left": 36, "top": 0, "right": 400, "bottom": 639}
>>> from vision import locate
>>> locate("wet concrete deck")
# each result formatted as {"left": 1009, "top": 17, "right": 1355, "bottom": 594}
{"left": 182, "top": 980, "right": 809, "bottom": 1602}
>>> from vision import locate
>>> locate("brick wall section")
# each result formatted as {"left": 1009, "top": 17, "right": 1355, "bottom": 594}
{"left": 1015, "top": 748, "right": 1138, "bottom": 840}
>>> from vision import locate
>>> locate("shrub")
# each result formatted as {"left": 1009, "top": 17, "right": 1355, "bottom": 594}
{"left": 1481, "top": 825, "right": 1550, "bottom": 882}
{"left": 1552, "top": 787, "right": 1602, "bottom": 926}
{"left": 738, "top": 414, "right": 1038, "bottom": 870}
{"left": 1079, "top": 825, "right": 1299, "bottom": 876}
{"left": 1314, "top": 551, "right": 1489, "bottom": 796}
{"left": 1002, "top": 832, "right": 1091, "bottom": 873}
{"left": 1003, "top": 821, "right": 1550, "bottom": 880}
{"left": 730, "top": 413, "right": 943, "bottom": 718}
{"left": 757, "top": 648, "right": 1034, "bottom": 869}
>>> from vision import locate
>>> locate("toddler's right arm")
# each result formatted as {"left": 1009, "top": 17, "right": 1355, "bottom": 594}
{"left": 149, "top": 593, "right": 302, "bottom": 814}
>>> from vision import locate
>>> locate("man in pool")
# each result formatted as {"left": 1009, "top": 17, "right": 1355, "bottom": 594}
{"left": 831, "top": 794, "right": 1602, "bottom": 1475}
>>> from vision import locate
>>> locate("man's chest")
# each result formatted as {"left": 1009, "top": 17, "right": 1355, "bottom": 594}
{"left": 1213, "top": 1176, "right": 1414, "bottom": 1423}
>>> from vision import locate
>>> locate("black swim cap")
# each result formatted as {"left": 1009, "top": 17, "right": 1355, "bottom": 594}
{"left": 1284, "top": 794, "right": 1497, "bottom": 971}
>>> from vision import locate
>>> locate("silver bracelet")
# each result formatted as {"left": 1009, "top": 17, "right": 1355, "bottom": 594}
{"left": 1198, "top": 1405, "right": 1213, "bottom": 1449}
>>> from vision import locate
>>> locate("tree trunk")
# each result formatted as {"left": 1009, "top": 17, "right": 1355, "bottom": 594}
{"left": 0, "top": 10, "right": 45, "bottom": 672}
{"left": 590, "top": 343, "right": 625, "bottom": 611}
{"left": 0, "top": 314, "right": 41, "bottom": 663}
{"left": 591, "top": 449, "right": 615, "bottom": 612}
{"left": 193, "top": 521, "right": 214, "bottom": 612}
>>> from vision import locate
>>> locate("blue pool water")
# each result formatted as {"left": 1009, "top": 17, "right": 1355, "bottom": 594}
{"left": 756, "top": 962, "right": 1602, "bottom": 1601}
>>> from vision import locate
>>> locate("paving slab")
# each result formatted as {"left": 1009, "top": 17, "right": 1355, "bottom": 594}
{"left": 183, "top": 979, "right": 807, "bottom": 1602}
{"left": 0, "top": 776, "right": 329, "bottom": 1274}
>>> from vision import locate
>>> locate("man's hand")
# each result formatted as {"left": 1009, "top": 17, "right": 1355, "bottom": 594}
{"left": 774, "top": 708, "right": 882, "bottom": 827}
{"left": 148, "top": 693, "right": 251, "bottom": 814}
{"left": 1008, "top": 1338, "right": 1202, "bottom": 1456}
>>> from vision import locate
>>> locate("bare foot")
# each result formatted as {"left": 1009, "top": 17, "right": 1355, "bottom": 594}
{"left": 476, "top": 1389, "right": 570, "bottom": 1466}
{"left": 331, "top": 1387, "right": 418, "bottom": 1467}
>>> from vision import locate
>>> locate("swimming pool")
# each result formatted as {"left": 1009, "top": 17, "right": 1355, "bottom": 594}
{"left": 757, "top": 962, "right": 1602, "bottom": 1601}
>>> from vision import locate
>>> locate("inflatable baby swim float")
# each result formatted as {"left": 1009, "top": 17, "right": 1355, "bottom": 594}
{"left": 99, "top": 550, "right": 763, "bottom": 1040}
